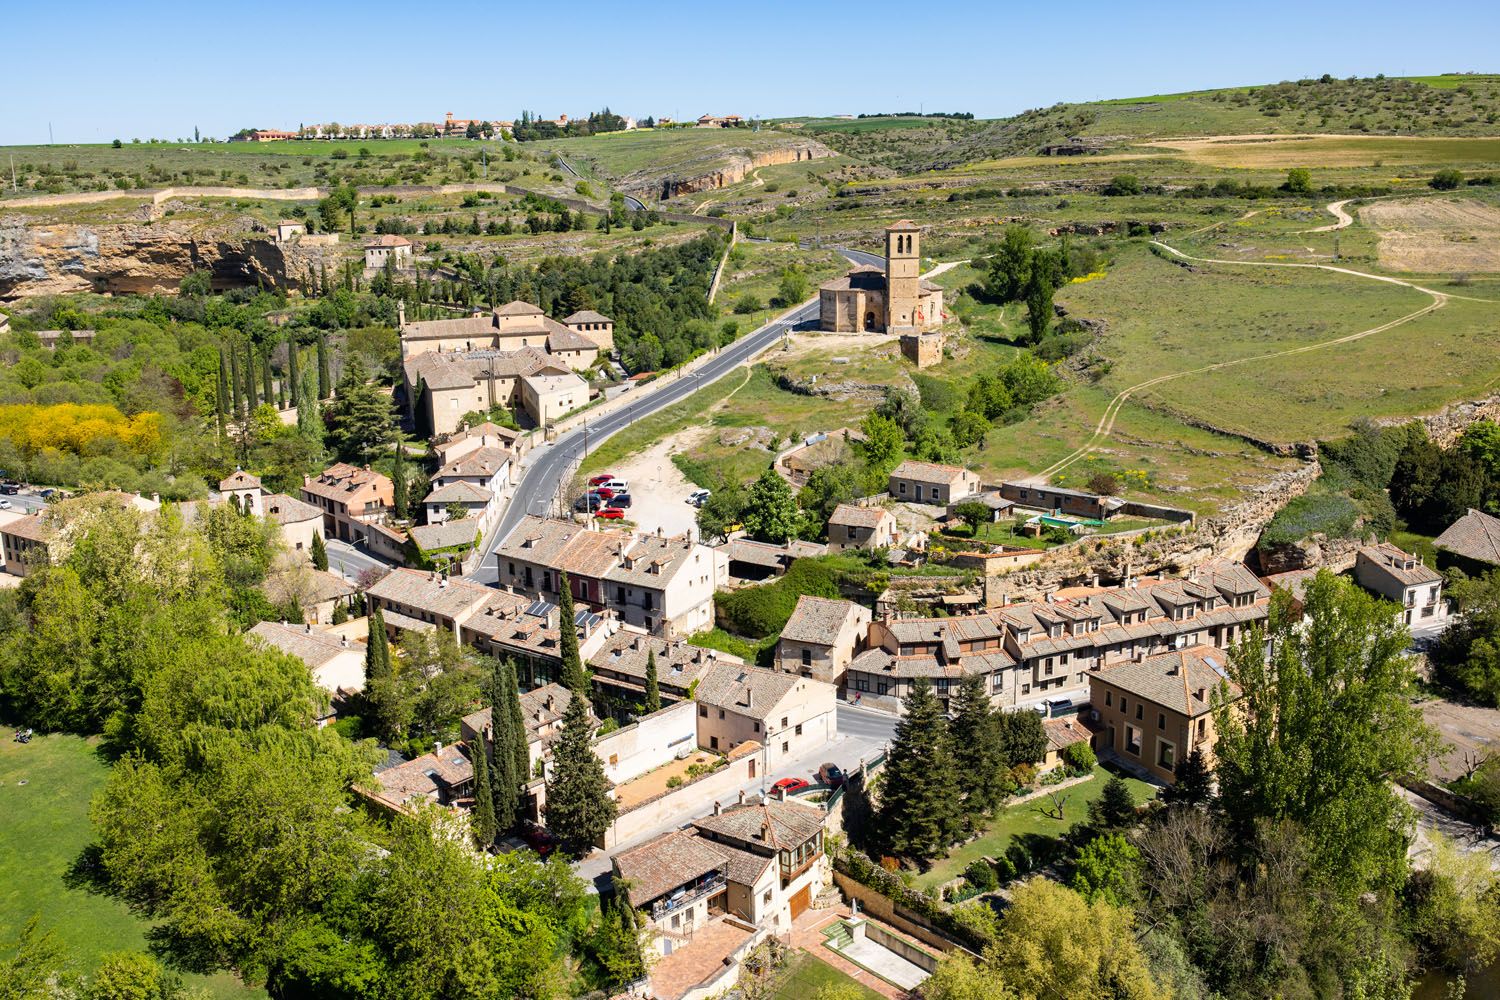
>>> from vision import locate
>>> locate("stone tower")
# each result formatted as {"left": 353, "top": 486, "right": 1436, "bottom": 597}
{"left": 884, "top": 220, "right": 922, "bottom": 330}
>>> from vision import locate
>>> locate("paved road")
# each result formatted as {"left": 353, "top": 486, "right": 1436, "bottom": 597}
{"left": 553, "top": 153, "right": 647, "bottom": 212}
{"left": 0, "top": 493, "right": 47, "bottom": 516}
{"left": 470, "top": 249, "right": 878, "bottom": 583}
{"left": 325, "top": 537, "right": 388, "bottom": 585}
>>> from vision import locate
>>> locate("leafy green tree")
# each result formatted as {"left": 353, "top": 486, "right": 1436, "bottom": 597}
{"left": 88, "top": 951, "right": 179, "bottom": 1000}
{"left": 592, "top": 888, "right": 648, "bottom": 990}
{"left": 1024, "top": 268, "right": 1054, "bottom": 343}
{"left": 546, "top": 692, "right": 616, "bottom": 853}
{"left": 470, "top": 736, "right": 498, "bottom": 847}
{"left": 487, "top": 661, "right": 523, "bottom": 833}
{"left": 994, "top": 708, "right": 1047, "bottom": 768}
{"left": 878, "top": 678, "right": 962, "bottom": 862}
{"left": 1215, "top": 571, "right": 1438, "bottom": 897}
{"left": 0, "top": 918, "right": 73, "bottom": 999}
{"left": 286, "top": 341, "right": 301, "bottom": 409}
{"left": 325, "top": 357, "right": 394, "bottom": 462}
{"left": 310, "top": 531, "right": 328, "bottom": 571}
{"left": 1283, "top": 167, "right": 1314, "bottom": 194}
{"left": 966, "top": 372, "right": 1014, "bottom": 420}
{"left": 316, "top": 335, "right": 331, "bottom": 400}
{"left": 998, "top": 352, "right": 1061, "bottom": 408}
{"left": 858, "top": 412, "right": 906, "bottom": 474}
{"left": 950, "top": 674, "right": 1008, "bottom": 821}
{"left": 741, "top": 468, "right": 799, "bottom": 544}
{"left": 775, "top": 267, "right": 809, "bottom": 307}
{"left": 643, "top": 650, "right": 661, "bottom": 714}
{"left": 557, "top": 573, "right": 589, "bottom": 693}
{"left": 952, "top": 500, "right": 991, "bottom": 535}
{"left": 983, "top": 224, "right": 1034, "bottom": 303}
{"left": 1070, "top": 833, "right": 1142, "bottom": 907}
{"left": 1103, "top": 174, "right": 1142, "bottom": 196}
{"left": 695, "top": 480, "right": 745, "bottom": 544}
{"left": 948, "top": 409, "right": 990, "bottom": 449}
{"left": 1403, "top": 833, "right": 1500, "bottom": 972}
{"left": 1436, "top": 569, "right": 1500, "bottom": 706}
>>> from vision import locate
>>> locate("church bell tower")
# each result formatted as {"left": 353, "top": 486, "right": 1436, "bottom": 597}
{"left": 884, "top": 220, "right": 921, "bottom": 330}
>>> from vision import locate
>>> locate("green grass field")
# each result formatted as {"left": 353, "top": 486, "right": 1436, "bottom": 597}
{"left": 770, "top": 950, "right": 886, "bottom": 1000}
{"left": 0, "top": 726, "right": 260, "bottom": 998}
{"left": 913, "top": 765, "right": 1157, "bottom": 891}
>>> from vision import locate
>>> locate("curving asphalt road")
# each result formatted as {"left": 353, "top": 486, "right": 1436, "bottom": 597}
{"left": 553, "top": 153, "right": 647, "bottom": 212}
{"left": 470, "top": 247, "right": 879, "bottom": 583}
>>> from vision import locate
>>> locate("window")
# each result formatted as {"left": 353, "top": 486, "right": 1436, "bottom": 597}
{"left": 1135, "top": 703, "right": 1144, "bottom": 721}
{"left": 718, "top": 709, "right": 725, "bottom": 720}
{"left": 1158, "top": 739, "right": 1176, "bottom": 772}
{"left": 753, "top": 721, "right": 761, "bottom": 733}
{"left": 1105, "top": 691, "right": 1113, "bottom": 707}
{"left": 1126, "top": 725, "right": 1142, "bottom": 756}
{"left": 699, "top": 705, "right": 708, "bottom": 717}
{"left": 801, "top": 649, "right": 812, "bottom": 667}
{"left": 1158, "top": 712, "right": 1166, "bottom": 731}
{"left": 795, "top": 724, "right": 803, "bottom": 736}
{"left": 854, "top": 677, "right": 869, "bottom": 692}
{"left": 1120, "top": 697, "right": 1127, "bottom": 715}
{"left": 781, "top": 742, "right": 789, "bottom": 754}
{"left": 1022, "top": 683, "right": 1031, "bottom": 695}
{"left": 781, "top": 717, "right": 788, "bottom": 728}
{"left": 710, "top": 736, "right": 719, "bottom": 749}
{"left": 1197, "top": 717, "right": 1206, "bottom": 740}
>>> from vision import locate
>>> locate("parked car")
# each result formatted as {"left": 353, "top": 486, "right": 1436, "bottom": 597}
{"left": 596, "top": 507, "right": 625, "bottom": 520}
{"left": 520, "top": 823, "right": 555, "bottom": 856}
{"left": 592, "top": 486, "right": 616, "bottom": 500}
{"left": 817, "top": 763, "right": 846, "bottom": 788}
{"left": 608, "top": 492, "right": 632, "bottom": 509}
{"left": 770, "top": 777, "right": 810, "bottom": 796}
{"left": 0, "top": 500, "right": 11, "bottom": 510}
{"left": 0, "top": 483, "right": 18, "bottom": 495}
{"left": 588, "top": 474, "right": 617, "bottom": 487}
{"left": 599, "top": 479, "right": 628, "bottom": 492}
{"left": 37, "top": 488, "right": 55, "bottom": 500}
{"left": 687, "top": 488, "right": 711, "bottom": 507}
{"left": 573, "top": 493, "right": 604, "bottom": 513}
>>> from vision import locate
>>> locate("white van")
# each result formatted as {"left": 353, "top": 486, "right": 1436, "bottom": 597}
{"left": 601, "top": 479, "right": 629, "bottom": 493}
{"left": 687, "top": 488, "right": 711, "bottom": 507}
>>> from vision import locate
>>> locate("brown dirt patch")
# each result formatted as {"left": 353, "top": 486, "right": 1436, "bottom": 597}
{"left": 1361, "top": 198, "right": 1500, "bottom": 272}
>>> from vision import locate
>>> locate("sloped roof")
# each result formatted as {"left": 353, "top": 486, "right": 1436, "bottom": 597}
{"left": 692, "top": 799, "right": 824, "bottom": 851}
{"left": 1435, "top": 508, "right": 1500, "bottom": 566}
{"left": 781, "top": 596, "right": 866, "bottom": 645}
{"left": 828, "top": 503, "right": 891, "bottom": 530}
{"left": 563, "top": 309, "right": 611, "bottom": 324}
{"left": 693, "top": 662, "right": 801, "bottom": 719}
{"left": 220, "top": 469, "right": 261, "bottom": 491}
{"left": 547, "top": 326, "right": 599, "bottom": 352}
{"left": 409, "top": 520, "right": 481, "bottom": 552}
{"left": 248, "top": 620, "right": 352, "bottom": 668}
{"left": 891, "top": 460, "right": 972, "bottom": 485}
{"left": 1088, "top": 645, "right": 1239, "bottom": 718}
{"left": 262, "top": 493, "right": 322, "bottom": 524}
{"left": 495, "top": 300, "right": 544, "bottom": 317}
{"left": 614, "top": 830, "right": 727, "bottom": 907}
{"left": 422, "top": 480, "right": 494, "bottom": 504}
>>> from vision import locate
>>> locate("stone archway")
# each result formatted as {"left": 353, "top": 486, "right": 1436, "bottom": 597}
{"left": 863, "top": 311, "right": 876, "bottom": 331}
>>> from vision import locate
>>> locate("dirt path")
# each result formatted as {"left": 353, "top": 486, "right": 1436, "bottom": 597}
{"left": 1307, "top": 198, "right": 1356, "bottom": 233}
{"left": 1031, "top": 243, "right": 1475, "bottom": 482}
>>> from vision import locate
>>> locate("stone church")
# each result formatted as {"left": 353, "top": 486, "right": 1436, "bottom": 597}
{"left": 819, "top": 220, "right": 944, "bottom": 334}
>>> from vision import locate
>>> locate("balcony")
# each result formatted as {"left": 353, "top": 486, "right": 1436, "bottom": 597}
{"left": 650, "top": 871, "right": 728, "bottom": 920}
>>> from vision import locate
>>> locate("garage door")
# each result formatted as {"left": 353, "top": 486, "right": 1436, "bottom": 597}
{"left": 790, "top": 885, "right": 811, "bottom": 919}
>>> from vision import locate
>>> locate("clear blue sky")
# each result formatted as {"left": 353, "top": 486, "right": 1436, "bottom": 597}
{"left": 4, "top": 0, "right": 1497, "bottom": 144}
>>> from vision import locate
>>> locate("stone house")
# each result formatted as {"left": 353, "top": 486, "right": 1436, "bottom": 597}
{"left": 0, "top": 511, "right": 54, "bottom": 577}
{"left": 692, "top": 662, "right": 837, "bottom": 768}
{"left": 588, "top": 629, "right": 743, "bottom": 705}
{"left": 300, "top": 463, "right": 394, "bottom": 543}
{"left": 1353, "top": 542, "right": 1445, "bottom": 626}
{"left": 562, "top": 309, "right": 615, "bottom": 352}
{"left": 403, "top": 347, "right": 586, "bottom": 437}
{"left": 493, "top": 515, "right": 727, "bottom": 637}
{"left": 826, "top": 503, "right": 897, "bottom": 551}
{"left": 999, "top": 482, "right": 1125, "bottom": 520}
{"left": 363, "top": 234, "right": 412, "bottom": 269}
{"left": 248, "top": 620, "right": 366, "bottom": 694}
{"left": 1088, "top": 645, "right": 1241, "bottom": 784}
{"left": 889, "top": 460, "right": 981, "bottom": 506}
{"left": 775, "top": 595, "right": 871, "bottom": 686}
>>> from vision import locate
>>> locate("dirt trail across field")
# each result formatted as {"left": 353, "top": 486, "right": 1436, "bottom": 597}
{"left": 1030, "top": 243, "right": 1487, "bottom": 482}
{"left": 1307, "top": 198, "right": 1356, "bottom": 233}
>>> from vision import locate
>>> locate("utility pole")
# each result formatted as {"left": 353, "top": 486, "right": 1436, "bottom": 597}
{"left": 48, "top": 122, "right": 53, "bottom": 146}
{"left": 9, "top": 155, "right": 16, "bottom": 193}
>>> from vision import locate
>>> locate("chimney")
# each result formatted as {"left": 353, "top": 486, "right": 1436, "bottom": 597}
{"left": 544, "top": 694, "right": 554, "bottom": 712}
{"left": 434, "top": 741, "right": 443, "bottom": 753}
{"left": 303, "top": 623, "right": 311, "bottom": 633}
{"left": 483, "top": 723, "right": 492, "bottom": 743}
{"left": 713, "top": 800, "right": 722, "bottom": 816}
{"left": 760, "top": 819, "right": 772, "bottom": 841}
{"left": 340, "top": 634, "right": 349, "bottom": 648}
{"left": 397, "top": 300, "right": 406, "bottom": 327}
{"left": 737, "top": 789, "right": 746, "bottom": 805}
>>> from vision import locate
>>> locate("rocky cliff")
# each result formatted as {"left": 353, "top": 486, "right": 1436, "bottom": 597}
{"left": 632, "top": 141, "right": 834, "bottom": 201}
{"left": 0, "top": 215, "right": 319, "bottom": 299}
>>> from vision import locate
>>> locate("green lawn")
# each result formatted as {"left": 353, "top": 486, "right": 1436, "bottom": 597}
{"left": 771, "top": 950, "right": 886, "bottom": 1000}
{"left": 914, "top": 765, "right": 1158, "bottom": 891}
{"left": 0, "top": 726, "right": 261, "bottom": 998}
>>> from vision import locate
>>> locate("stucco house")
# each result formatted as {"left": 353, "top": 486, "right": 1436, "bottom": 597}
{"left": 1353, "top": 542, "right": 1445, "bottom": 626}
{"left": 826, "top": 503, "right": 898, "bottom": 551}
{"left": 300, "top": 463, "right": 394, "bottom": 543}
{"left": 364, "top": 234, "right": 412, "bottom": 269}
{"left": 693, "top": 662, "right": 837, "bottom": 768}
{"left": 889, "top": 460, "right": 981, "bottom": 506}
{"left": 248, "top": 619, "right": 366, "bottom": 694}
{"left": 775, "top": 596, "right": 871, "bottom": 686}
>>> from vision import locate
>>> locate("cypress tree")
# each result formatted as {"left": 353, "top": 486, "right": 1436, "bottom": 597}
{"left": 317, "top": 335, "right": 331, "bottom": 400}
{"left": 297, "top": 364, "right": 322, "bottom": 444}
{"left": 261, "top": 348, "right": 274, "bottom": 408}
{"left": 365, "top": 607, "right": 391, "bottom": 685}
{"left": 950, "top": 673, "right": 1007, "bottom": 823}
{"left": 392, "top": 440, "right": 409, "bottom": 520}
{"left": 243, "top": 342, "right": 257, "bottom": 410}
{"left": 557, "top": 573, "right": 588, "bottom": 693}
{"left": 228, "top": 346, "right": 242, "bottom": 416}
{"left": 502, "top": 660, "right": 529, "bottom": 784}
{"left": 310, "top": 532, "right": 328, "bottom": 571}
{"left": 877, "top": 678, "right": 961, "bottom": 862}
{"left": 644, "top": 649, "right": 661, "bottom": 714}
{"left": 216, "top": 348, "right": 229, "bottom": 423}
{"left": 489, "top": 660, "right": 520, "bottom": 832}
{"left": 546, "top": 691, "right": 617, "bottom": 853}
{"left": 470, "top": 735, "right": 498, "bottom": 847}
{"left": 287, "top": 342, "right": 301, "bottom": 408}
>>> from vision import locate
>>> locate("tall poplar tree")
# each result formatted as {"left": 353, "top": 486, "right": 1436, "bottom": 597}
{"left": 557, "top": 573, "right": 588, "bottom": 693}
{"left": 546, "top": 692, "right": 616, "bottom": 853}
{"left": 878, "top": 678, "right": 961, "bottom": 862}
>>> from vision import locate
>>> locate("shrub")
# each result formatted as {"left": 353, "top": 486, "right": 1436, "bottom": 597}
{"left": 1009, "top": 762, "right": 1038, "bottom": 788}
{"left": 990, "top": 855, "right": 1017, "bottom": 883}
{"left": 714, "top": 556, "right": 842, "bottom": 638}
{"left": 732, "top": 293, "right": 763, "bottom": 314}
{"left": 665, "top": 776, "right": 683, "bottom": 789}
{"left": 1006, "top": 843, "right": 1033, "bottom": 875}
{"left": 964, "top": 858, "right": 999, "bottom": 892}
{"left": 1103, "top": 174, "right": 1141, "bottom": 196}
{"left": 1062, "top": 741, "right": 1097, "bottom": 773}
{"left": 1259, "top": 489, "right": 1359, "bottom": 549}
{"left": 1431, "top": 168, "right": 1465, "bottom": 191}
{"left": 1086, "top": 472, "right": 1118, "bottom": 496}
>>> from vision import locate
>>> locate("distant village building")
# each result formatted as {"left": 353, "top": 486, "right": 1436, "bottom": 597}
{"left": 275, "top": 220, "right": 306, "bottom": 242}
{"left": 363, "top": 234, "right": 412, "bottom": 270}
{"left": 1353, "top": 542, "right": 1445, "bottom": 627}
{"left": 775, "top": 596, "right": 871, "bottom": 685}
{"left": 825, "top": 503, "right": 898, "bottom": 551}
{"left": 890, "top": 460, "right": 981, "bottom": 506}
{"left": 35, "top": 329, "right": 96, "bottom": 350}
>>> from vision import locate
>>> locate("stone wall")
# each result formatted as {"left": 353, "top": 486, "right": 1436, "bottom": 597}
{"left": 648, "top": 142, "right": 835, "bottom": 201}
{"left": 831, "top": 872, "right": 976, "bottom": 957}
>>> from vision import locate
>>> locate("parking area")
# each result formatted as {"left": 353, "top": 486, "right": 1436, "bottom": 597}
{"left": 597, "top": 427, "right": 704, "bottom": 539}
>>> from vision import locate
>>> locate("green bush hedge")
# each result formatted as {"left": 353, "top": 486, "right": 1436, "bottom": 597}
{"left": 714, "top": 557, "right": 843, "bottom": 638}
{"left": 1259, "top": 490, "right": 1359, "bottom": 549}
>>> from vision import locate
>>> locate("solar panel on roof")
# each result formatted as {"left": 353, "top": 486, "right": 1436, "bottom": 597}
{"left": 575, "top": 609, "right": 602, "bottom": 630}
{"left": 525, "top": 600, "right": 554, "bottom": 618}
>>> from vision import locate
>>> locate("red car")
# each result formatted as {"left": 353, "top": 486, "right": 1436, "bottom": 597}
{"left": 595, "top": 507, "right": 625, "bottom": 520}
{"left": 588, "top": 474, "right": 617, "bottom": 487}
{"left": 770, "top": 777, "right": 810, "bottom": 796}
{"left": 593, "top": 486, "right": 616, "bottom": 500}
{"left": 520, "top": 823, "right": 555, "bottom": 856}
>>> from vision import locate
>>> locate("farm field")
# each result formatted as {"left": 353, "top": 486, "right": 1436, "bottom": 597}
{"left": 1361, "top": 196, "right": 1500, "bottom": 272}
{"left": 0, "top": 726, "right": 261, "bottom": 998}
{"left": 533, "top": 128, "right": 828, "bottom": 192}
{"left": 1147, "top": 134, "right": 1500, "bottom": 169}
